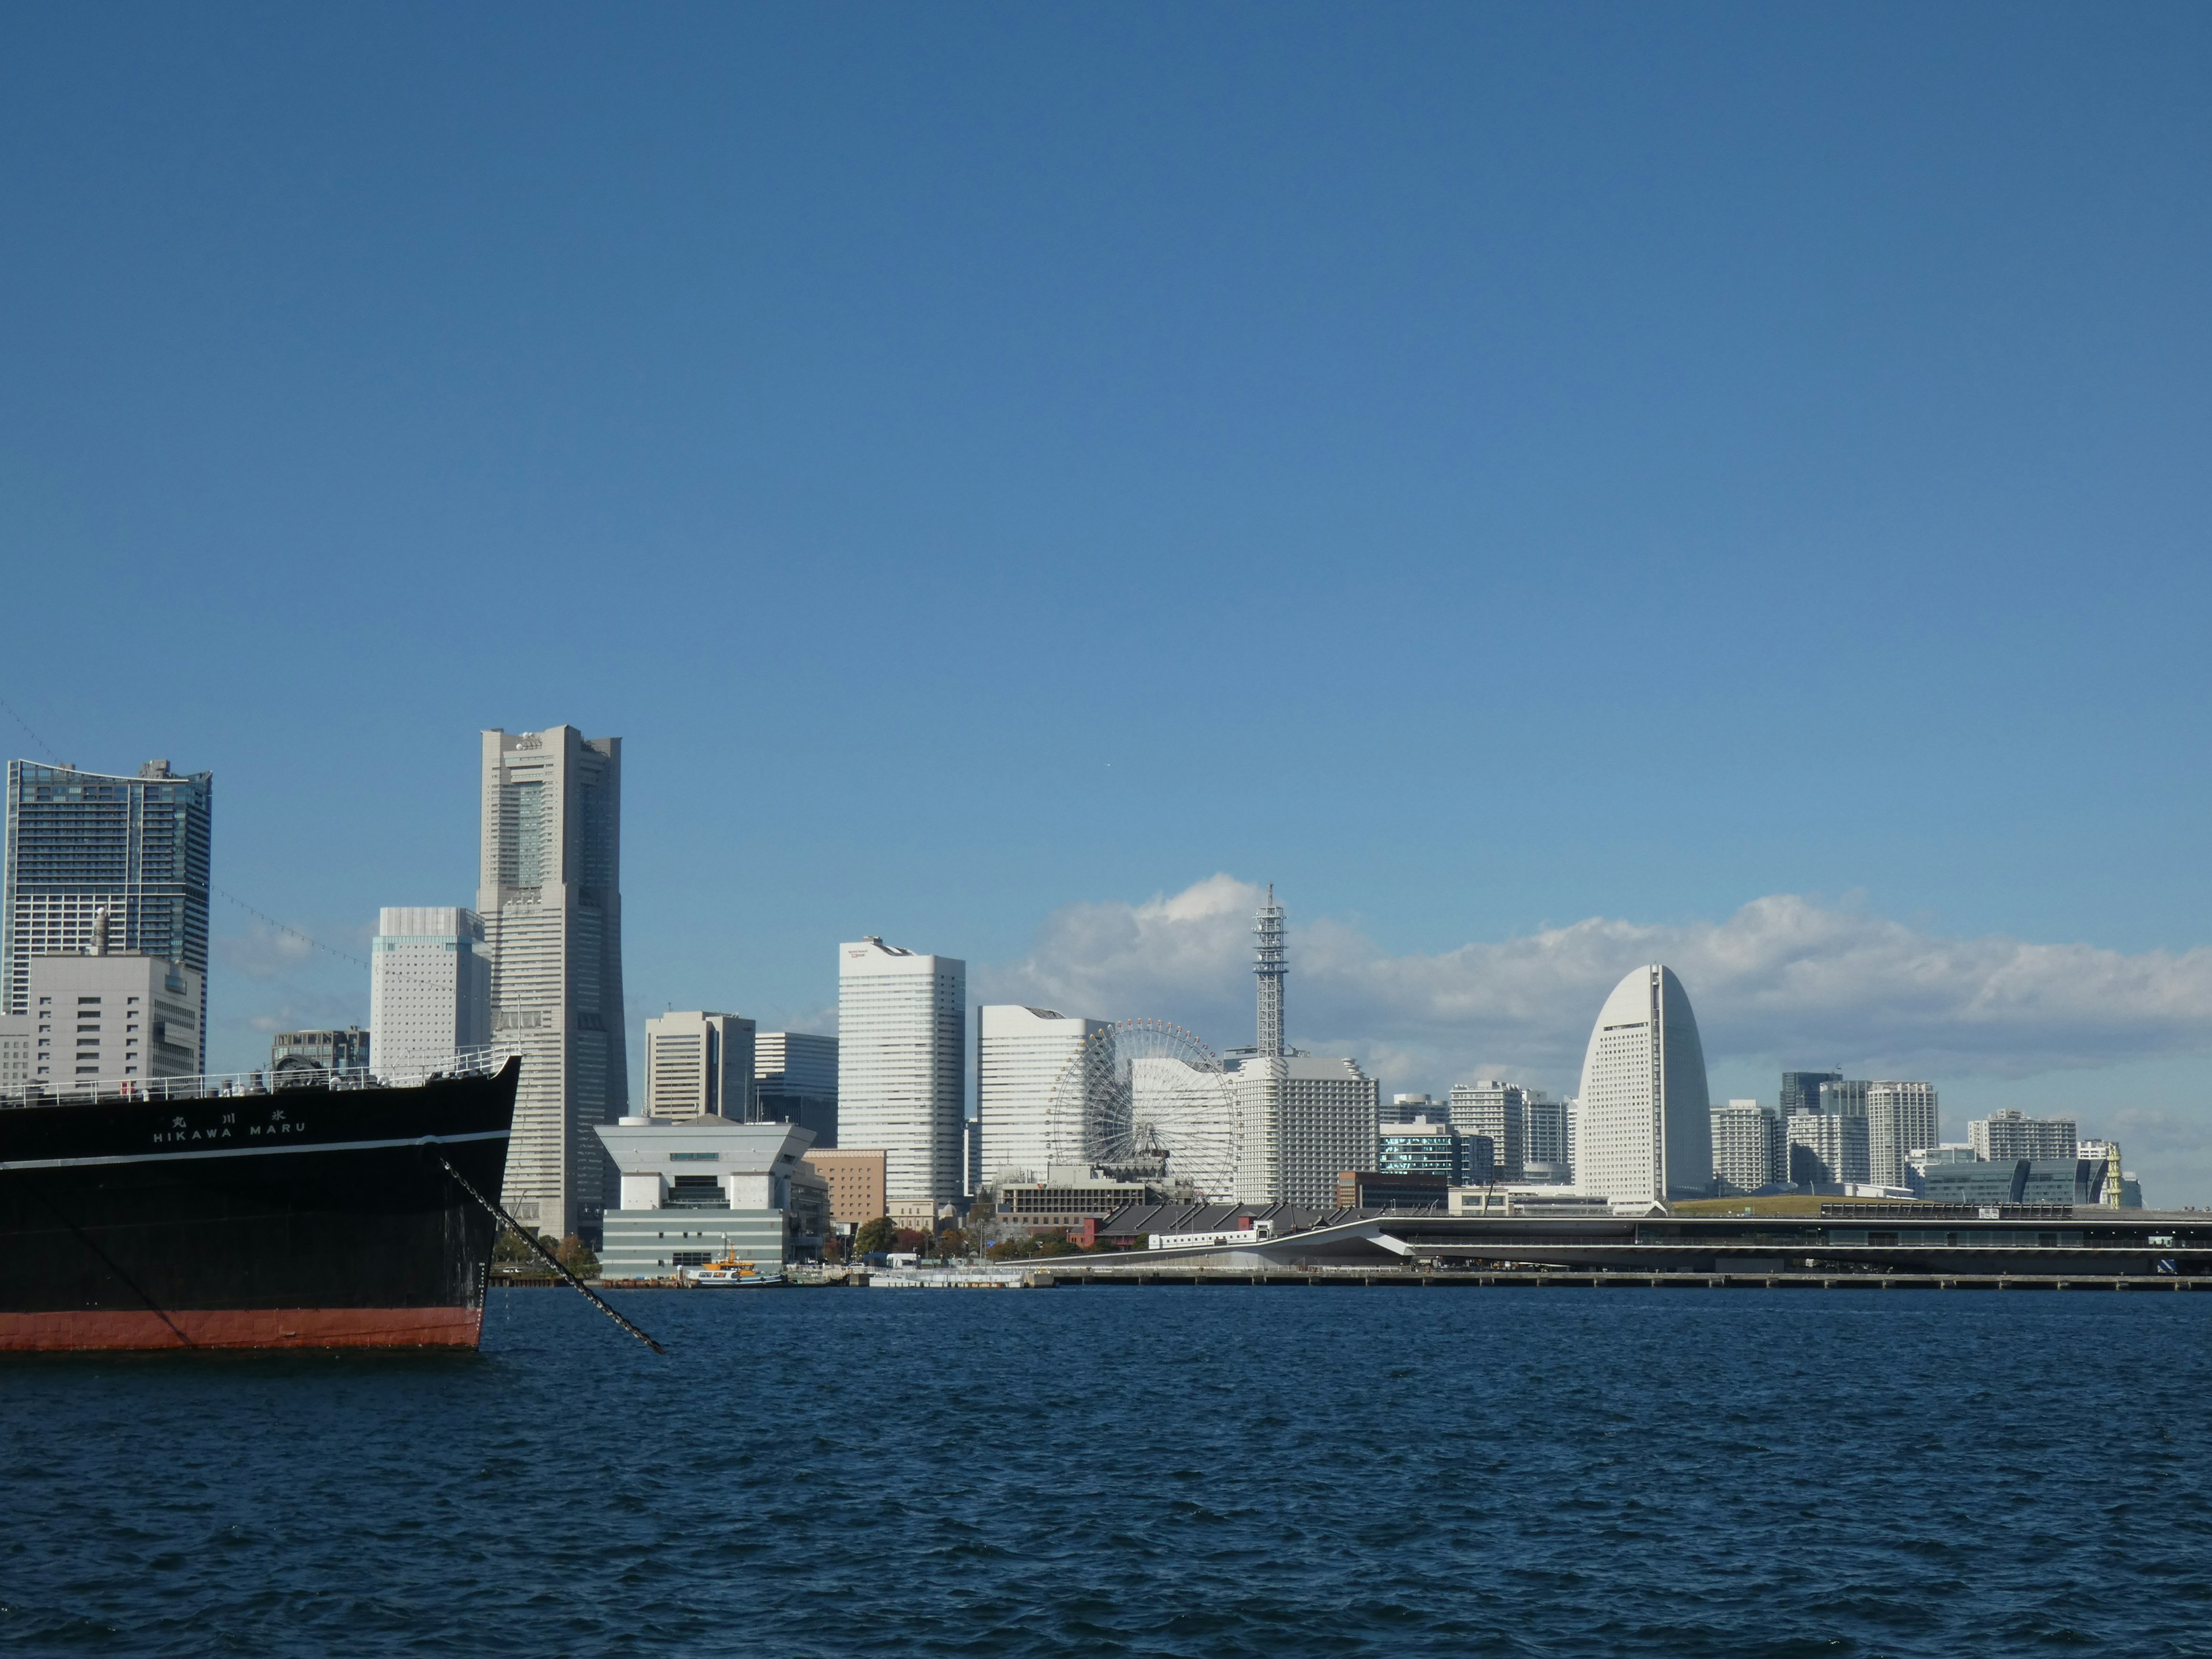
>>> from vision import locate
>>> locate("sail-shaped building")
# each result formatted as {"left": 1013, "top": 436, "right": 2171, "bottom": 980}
{"left": 1574, "top": 964, "right": 1712, "bottom": 1205}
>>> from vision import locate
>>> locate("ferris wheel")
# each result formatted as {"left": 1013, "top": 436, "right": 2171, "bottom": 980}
{"left": 1045, "top": 1018, "right": 1241, "bottom": 1198}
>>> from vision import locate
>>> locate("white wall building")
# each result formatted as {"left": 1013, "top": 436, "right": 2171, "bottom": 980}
{"left": 838, "top": 937, "right": 967, "bottom": 1210}
{"left": 479, "top": 726, "right": 628, "bottom": 1240}
{"left": 1789, "top": 1111, "right": 1870, "bottom": 1189}
{"left": 977, "top": 1003, "right": 1108, "bottom": 1187}
{"left": 1711, "top": 1100, "right": 1781, "bottom": 1195}
{"left": 1865, "top": 1081, "right": 1938, "bottom": 1188}
{"left": 21, "top": 955, "right": 203, "bottom": 1089}
{"left": 369, "top": 907, "right": 490, "bottom": 1077}
{"left": 1231, "top": 1054, "right": 1379, "bottom": 1209}
{"left": 644, "top": 1011, "right": 756, "bottom": 1123}
{"left": 1448, "top": 1080, "right": 1529, "bottom": 1181}
{"left": 1969, "top": 1109, "right": 2077, "bottom": 1162}
{"left": 1574, "top": 964, "right": 1713, "bottom": 1205}
{"left": 593, "top": 1114, "right": 818, "bottom": 1279}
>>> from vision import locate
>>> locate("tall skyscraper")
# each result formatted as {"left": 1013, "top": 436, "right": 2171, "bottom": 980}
{"left": 1574, "top": 964, "right": 1713, "bottom": 1205}
{"left": 479, "top": 727, "right": 627, "bottom": 1240}
{"left": 3, "top": 760, "right": 213, "bottom": 1071}
{"left": 756, "top": 1031, "right": 838, "bottom": 1145}
{"left": 978, "top": 1003, "right": 1109, "bottom": 1187}
{"left": 1866, "top": 1081, "right": 1938, "bottom": 1188}
{"left": 370, "top": 906, "right": 491, "bottom": 1076}
{"left": 838, "top": 937, "right": 966, "bottom": 1213}
{"left": 643, "top": 1012, "right": 755, "bottom": 1122}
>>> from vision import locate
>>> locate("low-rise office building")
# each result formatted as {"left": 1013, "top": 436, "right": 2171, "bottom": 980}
{"left": 594, "top": 1115, "right": 817, "bottom": 1279}
{"left": 1378, "top": 1118, "right": 1476, "bottom": 1183}
{"left": 994, "top": 1175, "right": 1161, "bottom": 1232}
{"left": 801, "top": 1147, "right": 887, "bottom": 1232}
{"left": 1335, "top": 1169, "right": 1449, "bottom": 1211}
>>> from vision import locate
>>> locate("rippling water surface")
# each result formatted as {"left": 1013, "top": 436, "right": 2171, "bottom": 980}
{"left": 4, "top": 1286, "right": 2210, "bottom": 1656}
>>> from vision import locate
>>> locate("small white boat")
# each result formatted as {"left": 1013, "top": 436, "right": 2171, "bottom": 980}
{"left": 684, "top": 1252, "right": 785, "bottom": 1287}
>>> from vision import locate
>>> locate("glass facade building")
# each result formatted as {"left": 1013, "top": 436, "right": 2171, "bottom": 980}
{"left": 3, "top": 760, "right": 212, "bottom": 1071}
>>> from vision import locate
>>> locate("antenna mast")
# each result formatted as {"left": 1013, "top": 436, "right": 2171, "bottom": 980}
{"left": 1254, "top": 884, "right": 1287, "bottom": 1058}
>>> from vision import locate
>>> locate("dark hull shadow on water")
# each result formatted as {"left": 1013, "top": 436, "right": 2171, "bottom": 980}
{"left": 3, "top": 1286, "right": 2207, "bottom": 1658}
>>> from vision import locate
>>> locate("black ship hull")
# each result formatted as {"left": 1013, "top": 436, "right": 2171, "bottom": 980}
{"left": 0, "top": 1059, "right": 517, "bottom": 1351}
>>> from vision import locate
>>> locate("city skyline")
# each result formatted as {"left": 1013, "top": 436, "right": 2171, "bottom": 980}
{"left": 0, "top": 732, "right": 2186, "bottom": 1199}
{"left": 5, "top": 8, "right": 2207, "bottom": 1198}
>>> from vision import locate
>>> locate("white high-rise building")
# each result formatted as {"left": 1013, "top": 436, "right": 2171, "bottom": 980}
{"left": 978, "top": 1004, "right": 1108, "bottom": 1187}
{"left": 644, "top": 1012, "right": 756, "bottom": 1123}
{"left": 1866, "top": 1081, "right": 1938, "bottom": 1188}
{"left": 1231, "top": 1054, "right": 1380, "bottom": 1209}
{"left": 1968, "top": 1109, "right": 2077, "bottom": 1162}
{"left": 838, "top": 937, "right": 966, "bottom": 1211}
{"left": 479, "top": 726, "right": 627, "bottom": 1241}
{"left": 1574, "top": 964, "right": 1713, "bottom": 1205}
{"left": 1711, "top": 1099, "right": 1781, "bottom": 1195}
{"left": 369, "top": 907, "right": 490, "bottom": 1077}
{"left": 1448, "top": 1080, "right": 1530, "bottom": 1181}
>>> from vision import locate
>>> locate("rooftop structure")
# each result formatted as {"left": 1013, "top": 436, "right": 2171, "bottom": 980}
{"left": 271, "top": 1027, "right": 369, "bottom": 1079}
{"left": 1253, "top": 884, "right": 1287, "bottom": 1058}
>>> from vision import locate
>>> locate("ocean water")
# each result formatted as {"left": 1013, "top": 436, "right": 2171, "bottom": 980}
{"left": 4, "top": 1286, "right": 2210, "bottom": 1657}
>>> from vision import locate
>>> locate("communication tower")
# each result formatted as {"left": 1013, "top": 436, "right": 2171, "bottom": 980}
{"left": 1254, "top": 884, "right": 1287, "bottom": 1058}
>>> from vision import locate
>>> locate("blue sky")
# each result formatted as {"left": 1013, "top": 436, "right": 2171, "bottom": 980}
{"left": 5, "top": 7, "right": 2209, "bottom": 1190}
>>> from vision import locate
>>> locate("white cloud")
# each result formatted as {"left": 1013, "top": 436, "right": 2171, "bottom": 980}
{"left": 982, "top": 876, "right": 2212, "bottom": 1098}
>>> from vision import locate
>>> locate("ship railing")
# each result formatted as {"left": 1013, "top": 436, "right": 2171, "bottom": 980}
{"left": 0, "top": 1046, "right": 516, "bottom": 1109}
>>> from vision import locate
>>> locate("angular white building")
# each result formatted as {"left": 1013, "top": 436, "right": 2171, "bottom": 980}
{"left": 1574, "top": 964, "right": 1712, "bottom": 1205}
{"left": 369, "top": 907, "right": 490, "bottom": 1077}
{"left": 838, "top": 937, "right": 966, "bottom": 1212}
{"left": 644, "top": 1011, "right": 756, "bottom": 1123}
{"left": 978, "top": 1003, "right": 1108, "bottom": 1187}
{"left": 479, "top": 726, "right": 628, "bottom": 1241}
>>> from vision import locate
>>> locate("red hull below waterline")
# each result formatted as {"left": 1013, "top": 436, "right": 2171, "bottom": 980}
{"left": 0, "top": 1304, "right": 487, "bottom": 1352}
